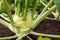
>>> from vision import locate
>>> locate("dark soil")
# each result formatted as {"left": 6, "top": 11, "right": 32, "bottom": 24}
{"left": 47, "top": 14, "right": 55, "bottom": 18}
{"left": 34, "top": 19, "right": 60, "bottom": 35}
{"left": 11, "top": 8, "right": 15, "bottom": 14}
{"left": 33, "top": 19, "right": 60, "bottom": 40}
{"left": 0, "top": 23, "right": 15, "bottom": 37}
{"left": 0, "top": 16, "right": 15, "bottom": 37}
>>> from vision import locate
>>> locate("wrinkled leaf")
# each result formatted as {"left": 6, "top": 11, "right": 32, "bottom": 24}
{"left": 38, "top": 36, "right": 43, "bottom": 40}
{"left": 44, "top": 38, "right": 51, "bottom": 40}
{"left": 37, "top": 36, "right": 51, "bottom": 40}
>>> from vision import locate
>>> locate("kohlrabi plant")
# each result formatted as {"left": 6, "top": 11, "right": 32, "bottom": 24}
{"left": 0, "top": 0, "right": 60, "bottom": 40}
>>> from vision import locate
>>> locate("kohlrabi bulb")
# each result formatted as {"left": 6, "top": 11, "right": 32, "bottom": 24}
{"left": 13, "top": 15, "right": 33, "bottom": 32}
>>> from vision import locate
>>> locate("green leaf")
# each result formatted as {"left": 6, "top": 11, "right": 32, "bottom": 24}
{"left": 54, "top": 0, "right": 60, "bottom": 20}
{"left": 38, "top": 36, "right": 44, "bottom": 40}
{"left": 37, "top": 36, "right": 51, "bottom": 40}
{"left": 0, "top": 1, "right": 1, "bottom": 13}
{"left": 54, "top": 0, "right": 60, "bottom": 12}
{"left": 15, "top": 0, "right": 20, "bottom": 7}
{"left": 44, "top": 38, "right": 51, "bottom": 40}
{"left": 0, "top": 1, "right": 6, "bottom": 13}
{"left": 28, "top": 0, "right": 34, "bottom": 6}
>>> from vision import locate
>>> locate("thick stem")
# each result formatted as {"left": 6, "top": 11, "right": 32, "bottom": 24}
{"left": 45, "top": 17, "right": 56, "bottom": 20}
{"left": 16, "top": 38, "right": 22, "bottom": 40}
{"left": 23, "top": 0, "right": 27, "bottom": 20}
{"left": 40, "top": 0, "right": 54, "bottom": 15}
{"left": 16, "top": 35, "right": 24, "bottom": 40}
{"left": 15, "top": 0, "right": 20, "bottom": 16}
{"left": 31, "top": 31, "right": 60, "bottom": 38}
{"left": 0, "top": 19, "right": 14, "bottom": 32}
{"left": 27, "top": 36, "right": 33, "bottom": 40}
{"left": 40, "top": 0, "right": 46, "bottom": 6}
{"left": 32, "top": 0, "right": 40, "bottom": 20}
{"left": 30, "top": 5, "right": 56, "bottom": 31}
{"left": 0, "top": 35, "right": 17, "bottom": 39}
{"left": 0, "top": 14, "right": 10, "bottom": 22}
{"left": 40, "top": 0, "right": 50, "bottom": 11}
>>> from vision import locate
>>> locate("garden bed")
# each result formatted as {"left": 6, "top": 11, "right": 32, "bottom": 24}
{"left": 0, "top": 0, "right": 60, "bottom": 40}
{"left": 0, "top": 17, "right": 60, "bottom": 40}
